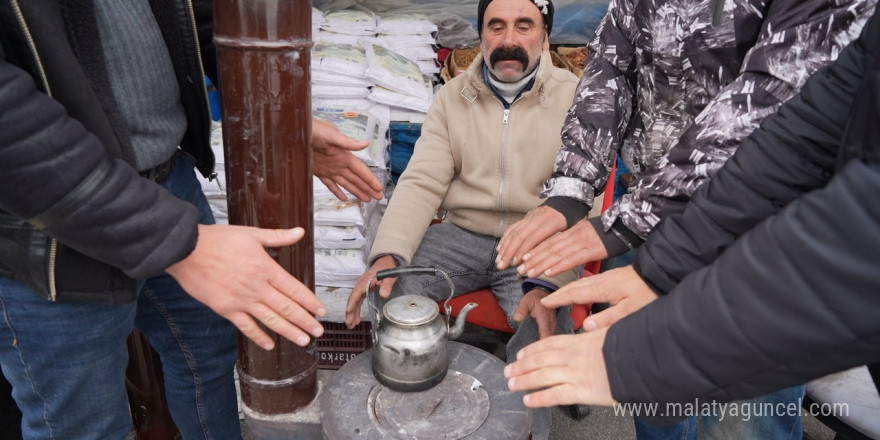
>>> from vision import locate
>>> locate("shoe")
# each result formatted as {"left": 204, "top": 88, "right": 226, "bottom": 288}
{"left": 565, "top": 404, "right": 591, "bottom": 420}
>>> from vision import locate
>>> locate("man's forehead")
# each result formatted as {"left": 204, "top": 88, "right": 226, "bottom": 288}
{"left": 484, "top": 0, "right": 542, "bottom": 22}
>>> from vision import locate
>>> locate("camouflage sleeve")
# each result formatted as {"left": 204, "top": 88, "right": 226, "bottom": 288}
{"left": 540, "top": 0, "right": 637, "bottom": 210}
{"left": 604, "top": 0, "right": 876, "bottom": 239}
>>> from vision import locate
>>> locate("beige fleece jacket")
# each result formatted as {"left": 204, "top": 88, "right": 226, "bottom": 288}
{"left": 370, "top": 51, "right": 580, "bottom": 288}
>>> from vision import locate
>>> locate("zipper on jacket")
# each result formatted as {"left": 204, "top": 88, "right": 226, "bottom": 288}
{"left": 185, "top": 0, "right": 210, "bottom": 115}
{"left": 184, "top": 0, "right": 213, "bottom": 177}
{"left": 11, "top": 0, "right": 53, "bottom": 95}
{"left": 498, "top": 108, "right": 511, "bottom": 233}
{"left": 13, "top": 0, "right": 59, "bottom": 301}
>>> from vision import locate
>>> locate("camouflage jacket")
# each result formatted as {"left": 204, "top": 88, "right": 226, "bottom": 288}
{"left": 542, "top": 0, "right": 876, "bottom": 249}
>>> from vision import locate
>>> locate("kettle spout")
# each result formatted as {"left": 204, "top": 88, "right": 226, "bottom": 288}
{"left": 448, "top": 302, "right": 479, "bottom": 340}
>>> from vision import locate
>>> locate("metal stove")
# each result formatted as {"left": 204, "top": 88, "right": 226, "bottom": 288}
{"left": 321, "top": 341, "right": 531, "bottom": 439}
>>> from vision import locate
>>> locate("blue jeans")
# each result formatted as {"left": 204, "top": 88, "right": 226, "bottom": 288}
{"left": 634, "top": 385, "right": 806, "bottom": 440}
{"left": 0, "top": 155, "right": 241, "bottom": 440}
{"left": 389, "top": 222, "right": 574, "bottom": 440}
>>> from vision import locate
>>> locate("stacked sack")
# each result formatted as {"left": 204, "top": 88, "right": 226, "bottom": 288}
{"left": 373, "top": 13, "right": 439, "bottom": 78}
{"left": 312, "top": 8, "right": 438, "bottom": 119}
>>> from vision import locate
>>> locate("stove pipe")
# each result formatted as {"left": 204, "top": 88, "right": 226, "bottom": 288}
{"left": 213, "top": 0, "right": 317, "bottom": 423}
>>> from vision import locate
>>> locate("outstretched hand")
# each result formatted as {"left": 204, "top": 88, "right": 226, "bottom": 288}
{"left": 495, "top": 206, "right": 567, "bottom": 270}
{"left": 542, "top": 266, "right": 657, "bottom": 331}
{"left": 166, "top": 225, "right": 327, "bottom": 351}
{"left": 515, "top": 218, "right": 608, "bottom": 278}
{"left": 505, "top": 329, "right": 615, "bottom": 407}
{"left": 345, "top": 255, "right": 398, "bottom": 328}
{"left": 312, "top": 119, "right": 384, "bottom": 202}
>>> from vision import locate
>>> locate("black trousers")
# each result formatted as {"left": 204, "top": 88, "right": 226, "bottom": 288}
{"left": 1, "top": 373, "right": 22, "bottom": 440}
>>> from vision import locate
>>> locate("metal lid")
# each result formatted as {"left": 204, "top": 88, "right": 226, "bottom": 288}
{"left": 383, "top": 295, "right": 439, "bottom": 326}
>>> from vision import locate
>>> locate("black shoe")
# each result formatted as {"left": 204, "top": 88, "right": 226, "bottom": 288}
{"left": 565, "top": 404, "right": 591, "bottom": 420}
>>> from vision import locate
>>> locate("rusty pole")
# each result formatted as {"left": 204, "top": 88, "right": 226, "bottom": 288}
{"left": 213, "top": 0, "right": 317, "bottom": 427}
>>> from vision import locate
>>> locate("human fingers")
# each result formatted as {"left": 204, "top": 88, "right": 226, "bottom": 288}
{"left": 506, "top": 330, "right": 615, "bottom": 407}
{"left": 226, "top": 312, "right": 275, "bottom": 350}
{"left": 496, "top": 207, "right": 558, "bottom": 268}
{"left": 523, "top": 383, "right": 585, "bottom": 408}
{"left": 581, "top": 306, "right": 622, "bottom": 332}
{"left": 367, "top": 256, "right": 399, "bottom": 299}
{"left": 349, "top": 162, "right": 384, "bottom": 200}
{"left": 539, "top": 277, "right": 603, "bottom": 308}
{"left": 496, "top": 207, "right": 566, "bottom": 269}
{"left": 339, "top": 162, "right": 384, "bottom": 201}
{"left": 318, "top": 176, "right": 349, "bottom": 201}
{"left": 248, "top": 226, "right": 306, "bottom": 248}
{"left": 508, "top": 361, "right": 585, "bottom": 407}
{"left": 512, "top": 294, "right": 533, "bottom": 323}
{"left": 495, "top": 220, "right": 528, "bottom": 270}
{"left": 518, "top": 237, "right": 584, "bottom": 278}
{"left": 582, "top": 286, "right": 658, "bottom": 331}
{"left": 265, "top": 263, "right": 326, "bottom": 319}
{"left": 267, "top": 278, "right": 325, "bottom": 326}
{"left": 323, "top": 171, "right": 372, "bottom": 203}
{"left": 521, "top": 218, "right": 607, "bottom": 276}
{"left": 346, "top": 270, "right": 376, "bottom": 328}
{"left": 535, "top": 309, "right": 556, "bottom": 340}
{"left": 506, "top": 334, "right": 578, "bottom": 377}
{"left": 313, "top": 118, "right": 370, "bottom": 152}
{"left": 246, "top": 301, "right": 316, "bottom": 348}
{"left": 377, "top": 276, "right": 398, "bottom": 298}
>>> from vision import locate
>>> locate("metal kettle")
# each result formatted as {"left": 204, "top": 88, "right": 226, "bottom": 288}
{"left": 367, "top": 267, "right": 478, "bottom": 392}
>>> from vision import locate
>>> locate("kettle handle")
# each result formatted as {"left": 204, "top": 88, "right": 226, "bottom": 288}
{"left": 375, "top": 266, "right": 437, "bottom": 280}
{"left": 366, "top": 266, "right": 456, "bottom": 330}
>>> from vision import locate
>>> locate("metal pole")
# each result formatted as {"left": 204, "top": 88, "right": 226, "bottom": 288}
{"left": 213, "top": 0, "right": 316, "bottom": 424}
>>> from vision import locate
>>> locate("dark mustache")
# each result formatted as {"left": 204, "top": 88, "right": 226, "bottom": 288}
{"left": 489, "top": 46, "right": 529, "bottom": 71}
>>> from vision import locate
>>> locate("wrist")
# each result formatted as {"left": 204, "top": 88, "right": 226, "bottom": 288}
{"left": 529, "top": 284, "right": 554, "bottom": 295}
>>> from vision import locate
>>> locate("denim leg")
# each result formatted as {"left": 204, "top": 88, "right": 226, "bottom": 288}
{"left": 0, "top": 278, "right": 136, "bottom": 440}
{"left": 504, "top": 306, "right": 573, "bottom": 363}
{"left": 135, "top": 275, "right": 240, "bottom": 440}
{"left": 134, "top": 154, "right": 241, "bottom": 440}
{"left": 702, "top": 386, "right": 805, "bottom": 440}
{"left": 634, "top": 416, "right": 699, "bottom": 440}
{"left": 391, "top": 223, "right": 496, "bottom": 303}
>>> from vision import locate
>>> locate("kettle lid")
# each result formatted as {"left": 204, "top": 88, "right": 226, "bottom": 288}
{"left": 384, "top": 295, "right": 439, "bottom": 326}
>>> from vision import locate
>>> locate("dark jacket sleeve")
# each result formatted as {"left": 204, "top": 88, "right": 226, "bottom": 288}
{"left": 606, "top": 160, "right": 880, "bottom": 409}
{"left": 0, "top": 47, "right": 199, "bottom": 279}
{"left": 604, "top": 16, "right": 880, "bottom": 407}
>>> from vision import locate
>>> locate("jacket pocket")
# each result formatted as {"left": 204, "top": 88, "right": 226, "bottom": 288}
{"left": 0, "top": 211, "right": 136, "bottom": 303}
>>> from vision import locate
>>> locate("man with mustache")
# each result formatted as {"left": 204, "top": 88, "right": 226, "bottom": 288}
{"left": 345, "top": 0, "right": 577, "bottom": 437}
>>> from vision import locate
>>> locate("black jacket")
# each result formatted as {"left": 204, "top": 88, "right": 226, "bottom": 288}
{"left": 605, "top": 9, "right": 880, "bottom": 410}
{"left": 0, "top": 0, "right": 215, "bottom": 302}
